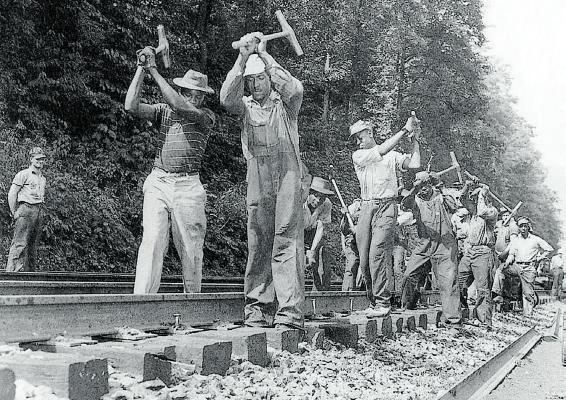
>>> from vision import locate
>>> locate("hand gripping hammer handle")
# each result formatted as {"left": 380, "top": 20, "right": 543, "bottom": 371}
{"left": 329, "top": 165, "right": 356, "bottom": 232}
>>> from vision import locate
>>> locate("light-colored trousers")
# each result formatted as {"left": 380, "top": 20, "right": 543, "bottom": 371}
{"left": 134, "top": 169, "right": 206, "bottom": 294}
{"left": 458, "top": 245, "right": 494, "bottom": 325}
{"left": 244, "top": 151, "right": 305, "bottom": 328}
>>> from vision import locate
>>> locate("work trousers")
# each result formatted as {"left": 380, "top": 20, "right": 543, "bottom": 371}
{"left": 391, "top": 244, "right": 407, "bottom": 293}
{"left": 341, "top": 234, "right": 363, "bottom": 291}
{"left": 134, "top": 169, "right": 206, "bottom": 294}
{"left": 356, "top": 200, "right": 397, "bottom": 307}
{"left": 6, "top": 203, "right": 44, "bottom": 272}
{"left": 493, "top": 262, "right": 537, "bottom": 315}
{"left": 305, "top": 235, "right": 331, "bottom": 291}
{"left": 244, "top": 151, "right": 304, "bottom": 328}
{"left": 458, "top": 245, "right": 494, "bottom": 326}
{"left": 401, "top": 237, "right": 461, "bottom": 324}
{"left": 551, "top": 268, "right": 564, "bottom": 300}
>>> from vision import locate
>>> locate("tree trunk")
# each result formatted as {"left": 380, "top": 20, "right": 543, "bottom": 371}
{"left": 196, "top": 0, "right": 214, "bottom": 71}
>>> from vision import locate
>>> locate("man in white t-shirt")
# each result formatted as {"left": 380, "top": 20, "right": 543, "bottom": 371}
{"left": 348, "top": 115, "right": 421, "bottom": 317}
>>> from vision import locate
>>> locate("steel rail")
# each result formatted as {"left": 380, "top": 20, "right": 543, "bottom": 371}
{"left": 0, "top": 291, "right": 371, "bottom": 343}
{"left": 438, "top": 322, "right": 549, "bottom": 399}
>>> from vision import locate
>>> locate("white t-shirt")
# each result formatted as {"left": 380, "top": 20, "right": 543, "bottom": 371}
{"left": 352, "top": 148, "right": 408, "bottom": 200}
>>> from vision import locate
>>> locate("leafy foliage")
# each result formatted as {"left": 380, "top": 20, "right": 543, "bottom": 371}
{"left": 0, "top": 0, "right": 561, "bottom": 274}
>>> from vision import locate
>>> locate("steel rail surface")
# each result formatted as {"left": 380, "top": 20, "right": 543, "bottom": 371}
{"left": 438, "top": 325, "right": 544, "bottom": 400}
{"left": 0, "top": 292, "right": 371, "bottom": 343}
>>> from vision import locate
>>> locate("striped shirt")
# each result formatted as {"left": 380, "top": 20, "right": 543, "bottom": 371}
{"left": 153, "top": 104, "right": 215, "bottom": 173}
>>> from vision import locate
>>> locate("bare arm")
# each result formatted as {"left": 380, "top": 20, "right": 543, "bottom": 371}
{"left": 124, "top": 66, "right": 156, "bottom": 119}
{"left": 310, "top": 220, "right": 325, "bottom": 252}
{"left": 377, "top": 128, "right": 408, "bottom": 156}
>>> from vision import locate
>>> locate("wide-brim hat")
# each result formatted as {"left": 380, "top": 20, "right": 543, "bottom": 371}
{"left": 29, "top": 146, "right": 46, "bottom": 159}
{"left": 348, "top": 120, "right": 373, "bottom": 139}
{"left": 173, "top": 69, "right": 214, "bottom": 94}
{"left": 310, "top": 176, "right": 334, "bottom": 196}
{"left": 517, "top": 217, "right": 531, "bottom": 227}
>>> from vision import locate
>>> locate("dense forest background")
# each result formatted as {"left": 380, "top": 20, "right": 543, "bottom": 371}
{"left": 0, "top": 0, "right": 561, "bottom": 276}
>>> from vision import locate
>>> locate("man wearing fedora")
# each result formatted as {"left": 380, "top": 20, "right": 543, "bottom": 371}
{"left": 400, "top": 171, "right": 461, "bottom": 326}
{"left": 125, "top": 46, "right": 216, "bottom": 294}
{"left": 7, "top": 146, "right": 47, "bottom": 272}
{"left": 348, "top": 115, "right": 421, "bottom": 317}
{"left": 304, "top": 176, "right": 334, "bottom": 291}
{"left": 220, "top": 34, "right": 305, "bottom": 329}
{"left": 493, "top": 216, "right": 553, "bottom": 315}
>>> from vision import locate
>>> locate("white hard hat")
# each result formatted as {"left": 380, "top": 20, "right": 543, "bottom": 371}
{"left": 243, "top": 54, "right": 266, "bottom": 77}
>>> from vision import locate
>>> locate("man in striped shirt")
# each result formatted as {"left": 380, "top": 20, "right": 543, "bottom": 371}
{"left": 125, "top": 47, "right": 215, "bottom": 294}
{"left": 348, "top": 116, "right": 421, "bottom": 317}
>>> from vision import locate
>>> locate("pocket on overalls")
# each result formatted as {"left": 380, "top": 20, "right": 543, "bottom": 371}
{"left": 249, "top": 120, "right": 276, "bottom": 147}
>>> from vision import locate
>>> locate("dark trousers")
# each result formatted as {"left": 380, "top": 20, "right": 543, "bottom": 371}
{"left": 551, "top": 268, "right": 564, "bottom": 299}
{"left": 7, "top": 203, "right": 44, "bottom": 272}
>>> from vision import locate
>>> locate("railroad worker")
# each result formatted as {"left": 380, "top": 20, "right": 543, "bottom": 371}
{"left": 400, "top": 172, "right": 461, "bottom": 325}
{"left": 550, "top": 250, "right": 564, "bottom": 300}
{"left": 125, "top": 47, "right": 216, "bottom": 294}
{"left": 458, "top": 181, "right": 498, "bottom": 328}
{"left": 304, "top": 177, "right": 334, "bottom": 291}
{"left": 341, "top": 198, "right": 362, "bottom": 291}
{"left": 391, "top": 204, "right": 416, "bottom": 294}
{"left": 220, "top": 34, "right": 305, "bottom": 329}
{"left": 493, "top": 217, "right": 553, "bottom": 315}
{"left": 349, "top": 115, "right": 421, "bottom": 317}
{"left": 494, "top": 207, "right": 519, "bottom": 264}
{"left": 6, "top": 147, "right": 47, "bottom": 272}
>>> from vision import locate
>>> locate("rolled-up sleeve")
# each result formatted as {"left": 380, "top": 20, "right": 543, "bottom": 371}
{"left": 220, "top": 67, "right": 245, "bottom": 116}
{"left": 267, "top": 65, "right": 303, "bottom": 118}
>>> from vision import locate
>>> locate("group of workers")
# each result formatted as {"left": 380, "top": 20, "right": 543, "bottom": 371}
{"left": 5, "top": 32, "right": 564, "bottom": 332}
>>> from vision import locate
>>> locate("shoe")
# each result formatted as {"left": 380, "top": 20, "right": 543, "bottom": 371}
{"left": 244, "top": 320, "right": 270, "bottom": 328}
{"left": 493, "top": 295, "right": 504, "bottom": 304}
{"left": 274, "top": 323, "right": 306, "bottom": 334}
{"left": 362, "top": 306, "right": 391, "bottom": 318}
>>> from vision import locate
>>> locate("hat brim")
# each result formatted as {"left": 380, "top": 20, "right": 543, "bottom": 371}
{"left": 32, "top": 154, "right": 46, "bottom": 159}
{"left": 311, "top": 187, "right": 334, "bottom": 196}
{"left": 173, "top": 78, "right": 215, "bottom": 94}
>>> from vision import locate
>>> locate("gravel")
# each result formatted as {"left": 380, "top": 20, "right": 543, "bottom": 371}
{"left": 13, "top": 303, "right": 559, "bottom": 400}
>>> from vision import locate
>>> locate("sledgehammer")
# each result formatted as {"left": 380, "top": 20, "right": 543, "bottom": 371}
{"left": 138, "top": 25, "right": 170, "bottom": 68}
{"left": 231, "top": 10, "right": 303, "bottom": 56}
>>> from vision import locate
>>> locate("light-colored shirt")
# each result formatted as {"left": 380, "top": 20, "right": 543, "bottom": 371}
{"left": 12, "top": 167, "right": 46, "bottom": 204}
{"left": 465, "top": 194, "right": 498, "bottom": 247}
{"left": 304, "top": 198, "right": 332, "bottom": 231}
{"left": 508, "top": 233, "right": 553, "bottom": 263}
{"left": 494, "top": 218, "right": 519, "bottom": 253}
{"left": 352, "top": 148, "right": 408, "bottom": 200}
{"left": 152, "top": 104, "right": 215, "bottom": 173}
{"left": 551, "top": 254, "right": 564, "bottom": 270}
{"left": 220, "top": 63, "right": 302, "bottom": 166}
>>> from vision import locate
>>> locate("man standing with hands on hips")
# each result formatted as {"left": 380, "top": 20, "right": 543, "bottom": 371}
{"left": 220, "top": 32, "right": 305, "bottom": 329}
{"left": 7, "top": 146, "right": 47, "bottom": 272}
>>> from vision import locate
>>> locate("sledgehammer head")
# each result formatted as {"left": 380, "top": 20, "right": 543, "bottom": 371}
{"left": 274, "top": 10, "right": 303, "bottom": 56}
{"left": 156, "top": 25, "right": 170, "bottom": 68}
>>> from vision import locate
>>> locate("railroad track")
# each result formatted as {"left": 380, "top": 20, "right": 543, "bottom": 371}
{"left": 0, "top": 288, "right": 560, "bottom": 399}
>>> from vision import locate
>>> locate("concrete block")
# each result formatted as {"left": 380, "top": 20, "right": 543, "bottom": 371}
{"left": 0, "top": 352, "right": 108, "bottom": 400}
{"left": 143, "top": 353, "right": 196, "bottom": 387}
{"left": 303, "top": 326, "right": 325, "bottom": 349}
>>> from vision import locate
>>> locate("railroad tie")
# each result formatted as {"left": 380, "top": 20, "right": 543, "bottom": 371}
{"left": 305, "top": 321, "right": 359, "bottom": 348}
{"left": 191, "top": 328, "right": 269, "bottom": 367}
{"left": 0, "top": 351, "right": 108, "bottom": 400}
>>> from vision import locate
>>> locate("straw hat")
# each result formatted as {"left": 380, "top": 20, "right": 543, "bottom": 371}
{"left": 310, "top": 177, "right": 334, "bottom": 196}
{"left": 173, "top": 70, "right": 214, "bottom": 94}
{"left": 348, "top": 120, "right": 373, "bottom": 138}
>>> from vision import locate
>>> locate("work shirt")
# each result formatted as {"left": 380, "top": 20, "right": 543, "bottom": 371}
{"left": 508, "top": 233, "right": 553, "bottom": 263}
{"left": 405, "top": 189, "right": 458, "bottom": 242}
{"left": 220, "top": 62, "right": 302, "bottom": 167}
{"left": 12, "top": 167, "right": 46, "bottom": 204}
{"left": 465, "top": 194, "right": 498, "bottom": 247}
{"left": 551, "top": 254, "right": 564, "bottom": 270}
{"left": 304, "top": 198, "right": 332, "bottom": 231}
{"left": 152, "top": 104, "right": 215, "bottom": 173}
{"left": 494, "top": 218, "right": 519, "bottom": 253}
{"left": 352, "top": 148, "right": 408, "bottom": 200}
